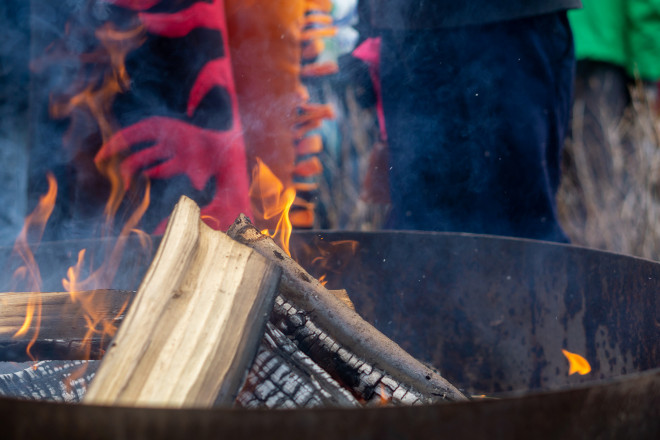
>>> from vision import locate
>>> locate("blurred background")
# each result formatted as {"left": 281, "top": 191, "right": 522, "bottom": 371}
{"left": 2, "top": 0, "right": 660, "bottom": 260}
{"left": 316, "top": 0, "right": 660, "bottom": 261}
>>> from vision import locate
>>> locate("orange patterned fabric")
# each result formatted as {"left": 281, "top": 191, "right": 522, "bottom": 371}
{"left": 226, "top": 0, "right": 335, "bottom": 229}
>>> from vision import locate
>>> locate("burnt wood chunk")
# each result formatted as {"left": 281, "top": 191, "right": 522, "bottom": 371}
{"left": 227, "top": 214, "right": 467, "bottom": 403}
{"left": 0, "top": 360, "right": 97, "bottom": 401}
{"left": 271, "top": 296, "right": 432, "bottom": 405}
{"left": 83, "top": 196, "right": 281, "bottom": 408}
{"left": 236, "top": 322, "right": 359, "bottom": 408}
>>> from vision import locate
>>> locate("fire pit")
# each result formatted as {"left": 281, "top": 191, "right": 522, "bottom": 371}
{"left": 0, "top": 231, "right": 658, "bottom": 438}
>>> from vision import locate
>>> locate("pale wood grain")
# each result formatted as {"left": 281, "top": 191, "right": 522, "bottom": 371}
{"left": 84, "top": 197, "right": 281, "bottom": 408}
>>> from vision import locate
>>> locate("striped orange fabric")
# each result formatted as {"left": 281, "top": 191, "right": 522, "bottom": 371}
{"left": 226, "top": 0, "right": 336, "bottom": 230}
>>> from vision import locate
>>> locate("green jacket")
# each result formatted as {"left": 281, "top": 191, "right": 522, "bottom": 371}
{"left": 569, "top": 0, "right": 660, "bottom": 80}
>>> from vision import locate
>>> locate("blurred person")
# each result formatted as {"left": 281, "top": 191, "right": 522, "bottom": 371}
{"left": 570, "top": 0, "right": 660, "bottom": 114}
{"left": 356, "top": 1, "right": 582, "bottom": 242}
{"left": 567, "top": 0, "right": 660, "bottom": 171}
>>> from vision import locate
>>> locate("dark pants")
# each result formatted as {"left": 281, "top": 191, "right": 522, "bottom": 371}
{"left": 379, "top": 12, "right": 574, "bottom": 242}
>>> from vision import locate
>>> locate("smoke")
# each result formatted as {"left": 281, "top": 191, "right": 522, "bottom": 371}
{"left": 0, "top": 2, "right": 30, "bottom": 244}
{"left": 14, "top": 0, "right": 246, "bottom": 242}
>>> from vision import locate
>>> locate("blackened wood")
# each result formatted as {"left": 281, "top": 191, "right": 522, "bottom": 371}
{"left": 0, "top": 360, "right": 97, "bottom": 401}
{"left": 271, "top": 296, "right": 430, "bottom": 405}
{"left": 236, "top": 322, "right": 359, "bottom": 408}
{"left": 0, "top": 339, "right": 106, "bottom": 362}
{"left": 227, "top": 214, "right": 466, "bottom": 402}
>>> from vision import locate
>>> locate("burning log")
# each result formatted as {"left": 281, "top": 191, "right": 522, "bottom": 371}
{"left": 0, "top": 290, "right": 132, "bottom": 361}
{"left": 83, "top": 197, "right": 282, "bottom": 408}
{"left": 250, "top": 295, "right": 453, "bottom": 407}
{"left": 227, "top": 214, "right": 466, "bottom": 403}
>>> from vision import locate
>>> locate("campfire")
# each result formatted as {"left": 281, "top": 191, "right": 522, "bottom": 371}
{"left": 1, "top": 213, "right": 659, "bottom": 438}
{"left": 0, "top": 196, "right": 659, "bottom": 437}
{"left": 0, "top": 1, "right": 658, "bottom": 438}
{"left": 0, "top": 196, "right": 465, "bottom": 408}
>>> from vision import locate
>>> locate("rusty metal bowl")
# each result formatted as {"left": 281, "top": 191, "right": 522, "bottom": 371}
{"left": 0, "top": 231, "right": 658, "bottom": 439}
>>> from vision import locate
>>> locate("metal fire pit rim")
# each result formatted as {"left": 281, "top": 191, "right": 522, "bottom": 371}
{"left": 12, "top": 228, "right": 659, "bottom": 268}
{"left": 296, "top": 229, "right": 660, "bottom": 265}
{"left": 1, "top": 367, "right": 658, "bottom": 439}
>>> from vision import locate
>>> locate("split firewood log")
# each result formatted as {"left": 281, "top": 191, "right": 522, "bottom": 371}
{"left": 83, "top": 197, "right": 282, "bottom": 408}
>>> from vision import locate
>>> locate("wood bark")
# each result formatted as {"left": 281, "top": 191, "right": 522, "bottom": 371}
{"left": 83, "top": 197, "right": 281, "bottom": 408}
{"left": 227, "top": 214, "right": 467, "bottom": 402}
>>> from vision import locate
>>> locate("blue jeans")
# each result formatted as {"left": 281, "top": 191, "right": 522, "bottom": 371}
{"left": 379, "top": 12, "right": 574, "bottom": 242}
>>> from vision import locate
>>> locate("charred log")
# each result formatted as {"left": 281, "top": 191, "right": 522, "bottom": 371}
{"left": 270, "top": 296, "right": 440, "bottom": 405}
{"left": 227, "top": 214, "right": 466, "bottom": 403}
{"left": 0, "top": 360, "right": 97, "bottom": 401}
{"left": 236, "top": 322, "right": 359, "bottom": 408}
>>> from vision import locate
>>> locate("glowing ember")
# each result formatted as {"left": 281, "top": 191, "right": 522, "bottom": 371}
{"left": 562, "top": 349, "right": 591, "bottom": 375}
{"left": 249, "top": 158, "right": 296, "bottom": 256}
{"left": 377, "top": 383, "right": 391, "bottom": 405}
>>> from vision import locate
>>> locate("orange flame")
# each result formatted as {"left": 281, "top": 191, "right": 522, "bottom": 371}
{"left": 249, "top": 158, "right": 296, "bottom": 256}
{"left": 47, "top": 20, "right": 151, "bottom": 362}
{"left": 62, "top": 180, "right": 151, "bottom": 359}
{"left": 49, "top": 22, "right": 145, "bottom": 225}
{"left": 46, "top": 19, "right": 150, "bottom": 356}
{"left": 9, "top": 16, "right": 151, "bottom": 366}
{"left": 11, "top": 173, "right": 58, "bottom": 360}
{"left": 562, "top": 349, "right": 592, "bottom": 375}
{"left": 377, "top": 383, "right": 391, "bottom": 405}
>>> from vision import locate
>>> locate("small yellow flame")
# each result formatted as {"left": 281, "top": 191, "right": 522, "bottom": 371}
{"left": 562, "top": 349, "right": 591, "bottom": 375}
